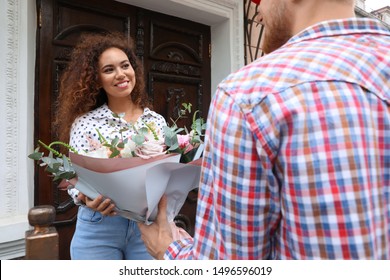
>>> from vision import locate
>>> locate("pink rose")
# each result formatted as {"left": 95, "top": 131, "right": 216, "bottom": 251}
{"left": 177, "top": 134, "right": 194, "bottom": 153}
{"left": 134, "top": 140, "right": 166, "bottom": 159}
{"left": 177, "top": 134, "right": 190, "bottom": 149}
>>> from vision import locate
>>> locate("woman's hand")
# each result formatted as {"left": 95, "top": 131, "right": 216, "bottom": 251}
{"left": 78, "top": 193, "right": 117, "bottom": 216}
{"left": 57, "top": 178, "right": 116, "bottom": 216}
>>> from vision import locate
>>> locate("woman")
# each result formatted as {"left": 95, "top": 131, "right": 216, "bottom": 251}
{"left": 54, "top": 32, "right": 165, "bottom": 260}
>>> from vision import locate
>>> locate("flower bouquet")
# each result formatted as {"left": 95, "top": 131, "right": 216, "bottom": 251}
{"left": 29, "top": 103, "right": 206, "bottom": 223}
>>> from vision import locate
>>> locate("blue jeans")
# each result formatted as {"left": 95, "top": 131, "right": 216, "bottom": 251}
{"left": 70, "top": 206, "right": 153, "bottom": 260}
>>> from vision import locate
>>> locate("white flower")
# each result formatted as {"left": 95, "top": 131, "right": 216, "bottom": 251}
{"left": 82, "top": 147, "right": 110, "bottom": 158}
{"left": 134, "top": 140, "right": 166, "bottom": 159}
{"left": 120, "top": 140, "right": 136, "bottom": 158}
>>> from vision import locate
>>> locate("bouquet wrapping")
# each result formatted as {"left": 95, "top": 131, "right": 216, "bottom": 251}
{"left": 69, "top": 150, "right": 202, "bottom": 223}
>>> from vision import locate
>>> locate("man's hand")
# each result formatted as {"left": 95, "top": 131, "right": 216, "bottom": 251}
{"left": 138, "top": 196, "right": 174, "bottom": 259}
{"left": 79, "top": 193, "right": 117, "bottom": 216}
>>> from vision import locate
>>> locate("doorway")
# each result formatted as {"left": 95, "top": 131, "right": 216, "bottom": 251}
{"left": 35, "top": 0, "right": 211, "bottom": 259}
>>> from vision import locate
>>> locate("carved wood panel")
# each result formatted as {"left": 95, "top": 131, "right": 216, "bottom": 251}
{"left": 143, "top": 9, "right": 211, "bottom": 130}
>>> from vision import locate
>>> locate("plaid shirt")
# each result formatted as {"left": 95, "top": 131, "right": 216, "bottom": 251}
{"left": 165, "top": 18, "right": 390, "bottom": 259}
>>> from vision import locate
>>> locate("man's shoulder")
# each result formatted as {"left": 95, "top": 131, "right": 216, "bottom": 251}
{"left": 218, "top": 48, "right": 310, "bottom": 101}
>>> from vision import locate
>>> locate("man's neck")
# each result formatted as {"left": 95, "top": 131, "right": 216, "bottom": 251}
{"left": 291, "top": 0, "right": 356, "bottom": 35}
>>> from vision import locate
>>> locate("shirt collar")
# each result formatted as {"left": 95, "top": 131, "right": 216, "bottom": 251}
{"left": 285, "top": 18, "right": 390, "bottom": 48}
{"left": 142, "top": 107, "right": 161, "bottom": 119}
{"left": 94, "top": 103, "right": 159, "bottom": 121}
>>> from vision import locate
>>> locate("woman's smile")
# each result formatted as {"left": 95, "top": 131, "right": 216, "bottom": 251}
{"left": 115, "top": 81, "right": 129, "bottom": 88}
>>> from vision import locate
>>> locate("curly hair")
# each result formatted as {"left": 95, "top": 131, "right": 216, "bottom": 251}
{"left": 54, "top": 32, "right": 150, "bottom": 144}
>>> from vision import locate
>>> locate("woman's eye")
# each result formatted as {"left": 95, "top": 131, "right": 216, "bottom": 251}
{"left": 103, "top": 68, "right": 113, "bottom": 73}
{"left": 122, "top": 63, "right": 130, "bottom": 69}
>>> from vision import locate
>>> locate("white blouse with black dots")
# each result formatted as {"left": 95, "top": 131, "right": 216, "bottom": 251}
{"left": 69, "top": 103, "right": 167, "bottom": 153}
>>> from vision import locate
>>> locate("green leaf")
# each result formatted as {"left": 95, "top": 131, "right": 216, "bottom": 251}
{"left": 62, "top": 155, "right": 73, "bottom": 172}
{"left": 28, "top": 140, "right": 77, "bottom": 182}
{"left": 109, "top": 149, "right": 120, "bottom": 158}
{"left": 165, "top": 133, "right": 179, "bottom": 148}
{"left": 111, "top": 137, "right": 120, "bottom": 147}
{"left": 168, "top": 143, "right": 179, "bottom": 151}
{"left": 41, "top": 156, "right": 58, "bottom": 168}
{"left": 28, "top": 151, "right": 43, "bottom": 161}
{"left": 53, "top": 170, "right": 76, "bottom": 181}
{"left": 191, "top": 135, "right": 201, "bottom": 144}
{"left": 138, "top": 127, "right": 149, "bottom": 135}
{"left": 96, "top": 128, "right": 108, "bottom": 145}
{"left": 132, "top": 134, "right": 145, "bottom": 145}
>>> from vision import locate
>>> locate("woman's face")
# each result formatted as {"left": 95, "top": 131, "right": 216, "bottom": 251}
{"left": 98, "top": 47, "right": 136, "bottom": 101}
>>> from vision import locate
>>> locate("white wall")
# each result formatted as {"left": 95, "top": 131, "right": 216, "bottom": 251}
{"left": 356, "top": 0, "right": 366, "bottom": 10}
{"left": 0, "top": 0, "right": 36, "bottom": 259}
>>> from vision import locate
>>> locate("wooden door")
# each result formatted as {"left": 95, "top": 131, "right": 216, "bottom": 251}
{"left": 141, "top": 9, "right": 211, "bottom": 130}
{"left": 35, "top": 0, "right": 211, "bottom": 259}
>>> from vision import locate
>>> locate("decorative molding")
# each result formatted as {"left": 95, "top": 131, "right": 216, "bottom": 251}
{"left": 167, "top": 88, "right": 187, "bottom": 118}
{"left": 150, "top": 42, "right": 202, "bottom": 64}
{"left": 0, "top": 0, "right": 35, "bottom": 259}
{"left": 151, "top": 61, "right": 201, "bottom": 76}
{"left": 2, "top": 0, "right": 19, "bottom": 218}
{"left": 221, "top": 0, "right": 244, "bottom": 72}
{"left": 148, "top": 72, "right": 204, "bottom": 116}
{"left": 0, "top": 238, "right": 25, "bottom": 260}
{"left": 136, "top": 9, "right": 145, "bottom": 61}
{"left": 149, "top": 21, "right": 203, "bottom": 63}
{"left": 148, "top": 73, "right": 203, "bottom": 95}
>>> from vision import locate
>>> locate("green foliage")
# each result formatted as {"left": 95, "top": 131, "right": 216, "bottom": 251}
{"left": 164, "top": 103, "right": 207, "bottom": 153}
{"left": 28, "top": 142, "right": 77, "bottom": 182}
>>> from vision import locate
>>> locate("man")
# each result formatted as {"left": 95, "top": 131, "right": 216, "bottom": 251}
{"left": 138, "top": 0, "right": 390, "bottom": 259}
